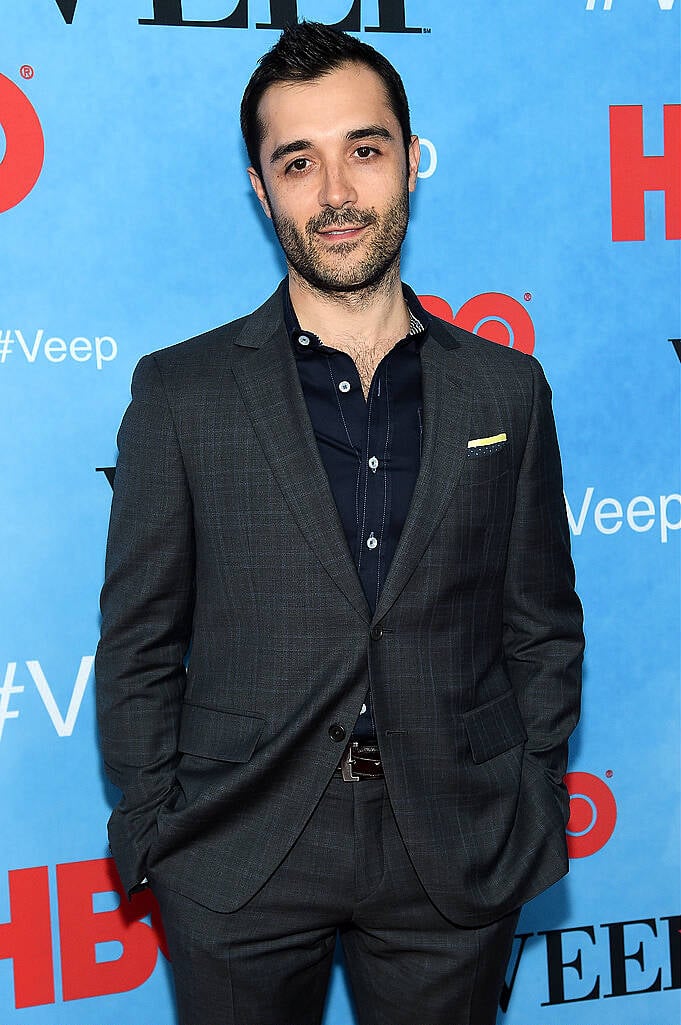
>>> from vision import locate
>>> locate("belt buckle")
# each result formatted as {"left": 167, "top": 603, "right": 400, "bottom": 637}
{"left": 340, "top": 741, "right": 360, "bottom": 782}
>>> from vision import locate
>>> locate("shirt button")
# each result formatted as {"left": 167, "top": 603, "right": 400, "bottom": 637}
{"left": 298, "top": 334, "right": 311, "bottom": 346}
{"left": 338, "top": 380, "right": 351, "bottom": 393}
{"left": 368, "top": 456, "right": 378, "bottom": 472}
{"left": 329, "top": 723, "right": 346, "bottom": 742}
{"left": 370, "top": 625, "right": 383, "bottom": 640}
{"left": 366, "top": 532, "right": 377, "bottom": 550}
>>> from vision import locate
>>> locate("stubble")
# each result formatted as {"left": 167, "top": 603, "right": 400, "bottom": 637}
{"left": 268, "top": 186, "right": 410, "bottom": 301}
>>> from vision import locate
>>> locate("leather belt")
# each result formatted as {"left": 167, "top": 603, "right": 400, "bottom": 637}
{"left": 336, "top": 740, "right": 383, "bottom": 781}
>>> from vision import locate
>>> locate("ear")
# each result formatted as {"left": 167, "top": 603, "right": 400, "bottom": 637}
{"left": 407, "top": 135, "right": 420, "bottom": 193}
{"left": 247, "top": 167, "right": 272, "bottom": 220}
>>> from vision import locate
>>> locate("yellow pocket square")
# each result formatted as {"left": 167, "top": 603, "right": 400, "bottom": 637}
{"left": 467, "top": 433, "right": 507, "bottom": 449}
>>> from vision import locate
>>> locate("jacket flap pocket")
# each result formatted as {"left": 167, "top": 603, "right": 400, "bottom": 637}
{"left": 462, "top": 689, "right": 527, "bottom": 764}
{"left": 178, "top": 703, "right": 266, "bottom": 763}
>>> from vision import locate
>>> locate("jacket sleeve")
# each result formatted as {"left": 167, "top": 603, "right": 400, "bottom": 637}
{"left": 502, "top": 357, "right": 584, "bottom": 808}
{"left": 95, "top": 353, "right": 195, "bottom": 894}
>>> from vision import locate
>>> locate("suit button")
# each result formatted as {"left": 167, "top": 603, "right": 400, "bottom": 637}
{"left": 329, "top": 723, "right": 346, "bottom": 742}
{"left": 370, "top": 625, "right": 383, "bottom": 640}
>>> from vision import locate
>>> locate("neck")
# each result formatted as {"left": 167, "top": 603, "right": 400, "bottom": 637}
{"left": 288, "top": 260, "right": 410, "bottom": 356}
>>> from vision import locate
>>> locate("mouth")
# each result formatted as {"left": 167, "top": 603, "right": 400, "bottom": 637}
{"left": 316, "top": 224, "right": 369, "bottom": 243}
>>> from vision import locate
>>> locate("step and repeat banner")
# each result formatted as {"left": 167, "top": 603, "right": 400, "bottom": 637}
{"left": 1, "top": 2, "right": 679, "bottom": 1023}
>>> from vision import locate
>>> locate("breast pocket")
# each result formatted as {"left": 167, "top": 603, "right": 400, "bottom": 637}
{"left": 462, "top": 442, "right": 511, "bottom": 484}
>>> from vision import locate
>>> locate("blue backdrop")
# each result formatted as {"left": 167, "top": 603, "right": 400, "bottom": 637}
{"left": 1, "top": 2, "right": 679, "bottom": 1022}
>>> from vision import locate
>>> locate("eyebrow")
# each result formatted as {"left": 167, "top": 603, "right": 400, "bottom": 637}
{"left": 269, "top": 125, "right": 394, "bottom": 165}
{"left": 270, "top": 139, "right": 312, "bottom": 165}
{"left": 347, "top": 125, "right": 394, "bottom": 143}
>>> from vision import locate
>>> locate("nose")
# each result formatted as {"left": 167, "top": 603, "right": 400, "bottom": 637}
{"left": 318, "top": 160, "right": 357, "bottom": 209}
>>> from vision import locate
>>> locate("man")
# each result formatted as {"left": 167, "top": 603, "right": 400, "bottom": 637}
{"left": 96, "top": 21, "right": 583, "bottom": 1025}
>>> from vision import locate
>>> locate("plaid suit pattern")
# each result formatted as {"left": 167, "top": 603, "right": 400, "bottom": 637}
{"left": 96, "top": 282, "right": 583, "bottom": 927}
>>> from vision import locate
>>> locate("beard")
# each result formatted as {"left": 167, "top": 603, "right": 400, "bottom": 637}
{"left": 268, "top": 186, "right": 410, "bottom": 295}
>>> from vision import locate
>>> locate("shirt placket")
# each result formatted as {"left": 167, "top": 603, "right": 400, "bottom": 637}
{"left": 325, "top": 352, "right": 377, "bottom": 738}
{"left": 358, "top": 363, "right": 391, "bottom": 612}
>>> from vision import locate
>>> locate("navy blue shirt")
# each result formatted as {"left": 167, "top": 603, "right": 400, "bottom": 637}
{"left": 285, "top": 284, "right": 429, "bottom": 739}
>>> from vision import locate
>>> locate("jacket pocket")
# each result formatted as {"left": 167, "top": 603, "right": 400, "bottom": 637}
{"left": 462, "top": 447, "right": 510, "bottom": 484}
{"left": 178, "top": 703, "right": 266, "bottom": 763}
{"left": 462, "top": 689, "right": 527, "bottom": 763}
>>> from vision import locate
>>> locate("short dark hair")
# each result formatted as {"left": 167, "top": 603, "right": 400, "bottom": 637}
{"left": 240, "top": 21, "right": 412, "bottom": 178}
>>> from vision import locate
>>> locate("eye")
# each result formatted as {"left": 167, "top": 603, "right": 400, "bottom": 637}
{"left": 355, "top": 146, "right": 378, "bottom": 159}
{"left": 285, "top": 157, "right": 311, "bottom": 174}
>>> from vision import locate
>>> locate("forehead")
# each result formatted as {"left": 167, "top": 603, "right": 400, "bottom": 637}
{"left": 257, "top": 62, "right": 396, "bottom": 152}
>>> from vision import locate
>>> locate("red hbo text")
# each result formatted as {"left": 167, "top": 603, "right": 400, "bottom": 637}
{"left": 564, "top": 771, "right": 617, "bottom": 859}
{"left": 0, "top": 857, "right": 168, "bottom": 1008}
{"left": 610, "top": 104, "right": 681, "bottom": 241}
{"left": 419, "top": 293, "right": 535, "bottom": 354}
{"left": 0, "top": 73, "right": 44, "bottom": 214}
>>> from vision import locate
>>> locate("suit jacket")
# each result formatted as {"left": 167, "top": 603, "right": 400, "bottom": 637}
{"left": 95, "top": 282, "right": 584, "bottom": 927}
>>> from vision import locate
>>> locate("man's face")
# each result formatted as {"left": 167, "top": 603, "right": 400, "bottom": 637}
{"left": 248, "top": 62, "right": 420, "bottom": 294}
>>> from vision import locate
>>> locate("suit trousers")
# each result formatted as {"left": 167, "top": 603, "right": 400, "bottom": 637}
{"left": 150, "top": 773, "right": 520, "bottom": 1025}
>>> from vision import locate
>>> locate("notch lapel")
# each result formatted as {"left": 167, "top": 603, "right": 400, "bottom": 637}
{"left": 230, "top": 289, "right": 371, "bottom": 624}
{"left": 372, "top": 323, "right": 472, "bottom": 624}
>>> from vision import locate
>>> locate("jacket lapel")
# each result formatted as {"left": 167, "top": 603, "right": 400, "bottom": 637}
{"left": 230, "top": 288, "right": 472, "bottom": 629}
{"left": 372, "top": 321, "right": 472, "bottom": 624}
{"left": 230, "top": 287, "right": 371, "bottom": 624}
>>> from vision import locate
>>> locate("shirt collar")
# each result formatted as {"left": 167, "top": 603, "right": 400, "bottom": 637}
{"left": 284, "top": 279, "right": 430, "bottom": 356}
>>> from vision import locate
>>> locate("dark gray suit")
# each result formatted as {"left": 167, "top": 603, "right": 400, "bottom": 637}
{"left": 96, "top": 283, "right": 583, "bottom": 938}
